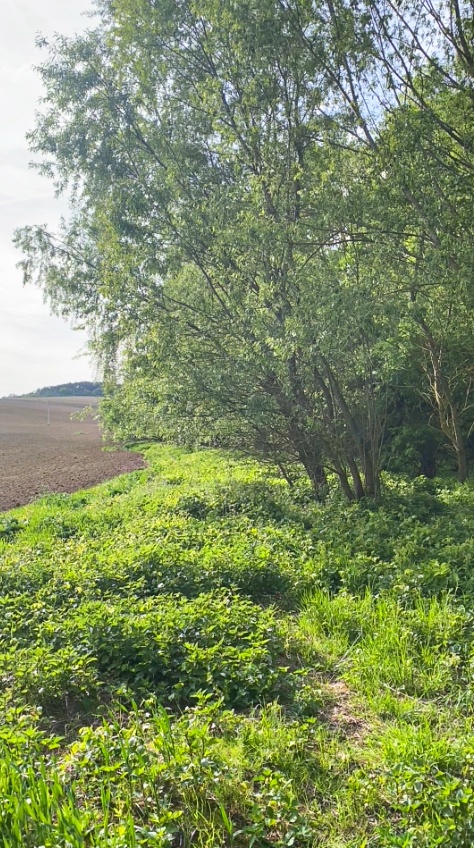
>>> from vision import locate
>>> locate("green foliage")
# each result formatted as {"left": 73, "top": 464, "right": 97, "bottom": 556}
{"left": 7, "top": 0, "right": 474, "bottom": 838}
{"left": 22, "top": 381, "right": 103, "bottom": 398}
{"left": 25, "top": 0, "right": 474, "bottom": 499}
{"left": 0, "top": 517, "right": 24, "bottom": 541}
{"left": 38, "top": 591, "right": 286, "bottom": 708}
{"left": 3, "top": 445, "right": 474, "bottom": 843}
{"left": 300, "top": 591, "right": 471, "bottom": 702}
{"left": 355, "top": 728, "right": 474, "bottom": 847}
{"left": 0, "top": 700, "right": 326, "bottom": 847}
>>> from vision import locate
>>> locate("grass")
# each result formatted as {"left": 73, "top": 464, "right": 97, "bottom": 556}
{"left": 1, "top": 444, "right": 474, "bottom": 844}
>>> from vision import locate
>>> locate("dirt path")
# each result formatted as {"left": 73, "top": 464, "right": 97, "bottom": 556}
{"left": 0, "top": 397, "right": 145, "bottom": 512}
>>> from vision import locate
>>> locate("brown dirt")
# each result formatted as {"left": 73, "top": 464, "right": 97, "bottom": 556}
{"left": 325, "top": 679, "right": 369, "bottom": 739}
{"left": 0, "top": 397, "right": 146, "bottom": 513}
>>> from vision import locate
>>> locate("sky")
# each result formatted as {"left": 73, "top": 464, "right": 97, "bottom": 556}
{"left": 0, "top": 0, "right": 96, "bottom": 397}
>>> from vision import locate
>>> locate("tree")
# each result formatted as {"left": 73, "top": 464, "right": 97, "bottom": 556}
{"left": 15, "top": 0, "right": 474, "bottom": 494}
{"left": 16, "top": 0, "right": 393, "bottom": 499}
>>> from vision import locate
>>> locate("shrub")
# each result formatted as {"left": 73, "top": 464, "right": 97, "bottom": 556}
{"left": 39, "top": 591, "right": 286, "bottom": 709}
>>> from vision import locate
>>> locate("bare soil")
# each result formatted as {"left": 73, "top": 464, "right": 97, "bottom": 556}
{"left": 0, "top": 397, "right": 145, "bottom": 513}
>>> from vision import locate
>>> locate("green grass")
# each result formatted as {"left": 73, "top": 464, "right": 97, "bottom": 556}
{"left": 2, "top": 444, "right": 474, "bottom": 845}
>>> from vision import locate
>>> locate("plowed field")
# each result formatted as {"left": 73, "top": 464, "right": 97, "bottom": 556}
{"left": 0, "top": 397, "right": 145, "bottom": 512}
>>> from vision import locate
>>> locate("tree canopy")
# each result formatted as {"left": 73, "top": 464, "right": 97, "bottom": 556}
{"left": 23, "top": 382, "right": 103, "bottom": 398}
{"left": 15, "top": 0, "right": 474, "bottom": 498}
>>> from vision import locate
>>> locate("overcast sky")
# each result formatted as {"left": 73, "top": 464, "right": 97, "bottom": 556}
{"left": 0, "top": 0, "right": 96, "bottom": 397}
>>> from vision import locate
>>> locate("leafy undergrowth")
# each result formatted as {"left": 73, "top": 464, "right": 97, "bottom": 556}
{"left": 2, "top": 445, "right": 474, "bottom": 845}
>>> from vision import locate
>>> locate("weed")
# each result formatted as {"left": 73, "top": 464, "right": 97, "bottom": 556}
{"left": 1, "top": 445, "right": 474, "bottom": 844}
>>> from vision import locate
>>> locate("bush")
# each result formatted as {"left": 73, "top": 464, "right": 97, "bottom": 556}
{"left": 38, "top": 591, "right": 286, "bottom": 710}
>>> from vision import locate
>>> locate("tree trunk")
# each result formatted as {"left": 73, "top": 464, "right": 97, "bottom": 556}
{"left": 455, "top": 438, "right": 468, "bottom": 484}
{"left": 363, "top": 451, "right": 380, "bottom": 500}
{"left": 298, "top": 449, "right": 328, "bottom": 499}
{"left": 322, "top": 358, "right": 381, "bottom": 499}
{"left": 418, "top": 317, "right": 468, "bottom": 482}
{"left": 333, "top": 463, "right": 356, "bottom": 501}
{"left": 346, "top": 453, "right": 366, "bottom": 501}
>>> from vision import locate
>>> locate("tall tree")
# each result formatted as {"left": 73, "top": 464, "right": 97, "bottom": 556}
{"left": 17, "top": 0, "right": 392, "bottom": 498}
{"left": 15, "top": 0, "right": 474, "bottom": 493}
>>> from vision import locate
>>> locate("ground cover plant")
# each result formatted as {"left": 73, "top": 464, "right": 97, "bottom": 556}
{"left": 2, "top": 445, "right": 474, "bottom": 845}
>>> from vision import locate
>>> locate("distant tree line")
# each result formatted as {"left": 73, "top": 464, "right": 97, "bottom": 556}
{"left": 24, "top": 382, "right": 103, "bottom": 398}
{"left": 14, "top": 0, "right": 474, "bottom": 499}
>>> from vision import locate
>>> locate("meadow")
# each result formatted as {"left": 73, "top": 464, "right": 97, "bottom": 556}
{"left": 1, "top": 444, "right": 474, "bottom": 846}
